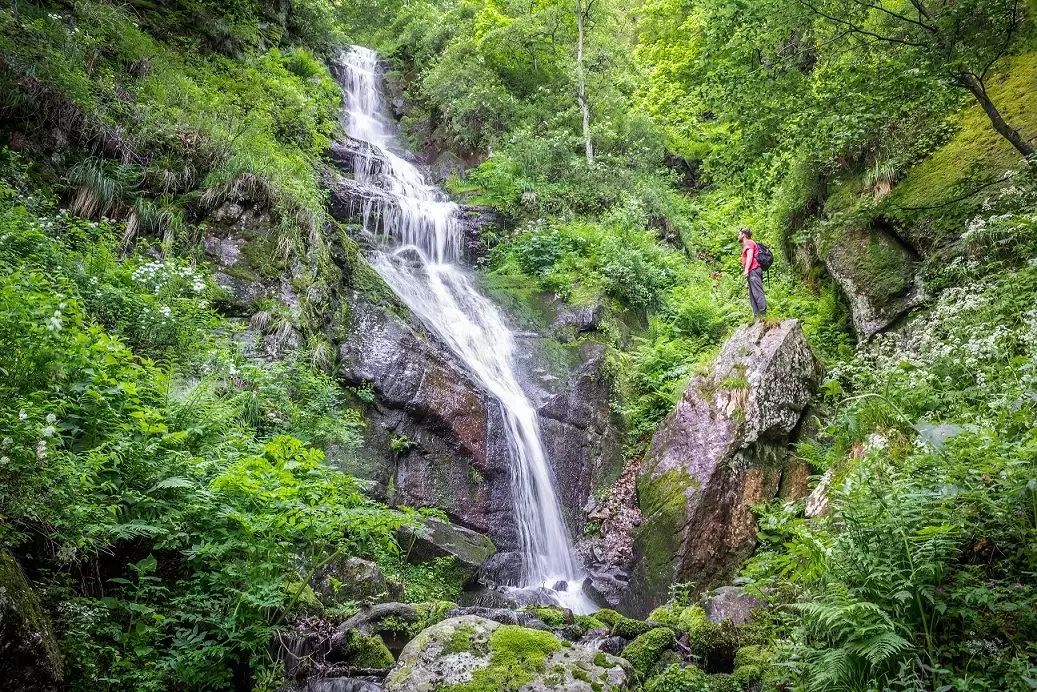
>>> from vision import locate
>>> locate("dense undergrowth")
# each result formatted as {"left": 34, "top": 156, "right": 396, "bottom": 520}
{"left": 0, "top": 155, "right": 468, "bottom": 689}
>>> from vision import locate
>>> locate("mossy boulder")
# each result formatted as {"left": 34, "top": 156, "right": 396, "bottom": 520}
{"left": 385, "top": 614, "right": 631, "bottom": 691}
{"left": 397, "top": 517, "right": 497, "bottom": 586}
{"left": 819, "top": 219, "right": 923, "bottom": 339}
{"left": 311, "top": 555, "right": 392, "bottom": 606}
{"left": 0, "top": 551, "right": 63, "bottom": 691}
{"left": 620, "top": 627, "right": 676, "bottom": 677}
{"left": 343, "top": 630, "right": 396, "bottom": 668}
{"left": 611, "top": 615, "right": 658, "bottom": 639}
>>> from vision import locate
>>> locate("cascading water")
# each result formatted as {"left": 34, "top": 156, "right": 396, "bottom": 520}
{"left": 335, "top": 46, "right": 594, "bottom": 613}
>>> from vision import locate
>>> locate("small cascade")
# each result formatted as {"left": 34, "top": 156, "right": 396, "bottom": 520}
{"left": 334, "top": 46, "right": 594, "bottom": 613}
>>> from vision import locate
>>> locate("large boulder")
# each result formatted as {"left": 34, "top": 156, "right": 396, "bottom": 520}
{"left": 384, "top": 615, "right": 631, "bottom": 691}
{"left": 623, "top": 320, "right": 822, "bottom": 615}
{"left": 0, "top": 551, "right": 63, "bottom": 691}
{"left": 820, "top": 220, "right": 924, "bottom": 339}
{"left": 538, "top": 343, "right": 626, "bottom": 534}
{"left": 397, "top": 517, "right": 496, "bottom": 585}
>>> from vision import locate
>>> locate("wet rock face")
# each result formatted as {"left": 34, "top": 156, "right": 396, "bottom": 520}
{"left": 338, "top": 291, "right": 494, "bottom": 532}
{"left": 384, "top": 615, "right": 631, "bottom": 692}
{"left": 538, "top": 343, "right": 626, "bottom": 535}
{"left": 624, "top": 320, "right": 822, "bottom": 615}
{"left": 0, "top": 551, "right": 63, "bottom": 691}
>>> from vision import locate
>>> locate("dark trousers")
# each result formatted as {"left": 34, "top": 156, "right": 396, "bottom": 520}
{"left": 747, "top": 268, "right": 767, "bottom": 317}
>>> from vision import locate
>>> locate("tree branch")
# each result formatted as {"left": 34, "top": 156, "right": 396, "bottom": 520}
{"left": 796, "top": 0, "right": 929, "bottom": 47}
{"left": 848, "top": 0, "right": 937, "bottom": 32}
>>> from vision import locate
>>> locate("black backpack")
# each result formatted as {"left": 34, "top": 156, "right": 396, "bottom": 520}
{"left": 756, "top": 242, "right": 774, "bottom": 270}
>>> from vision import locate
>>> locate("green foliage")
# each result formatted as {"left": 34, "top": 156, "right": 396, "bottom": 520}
{"left": 612, "top": 615, "right": 659, "bottom": 639}
{"left": 643, "top": 663, "right": 710, "bottom": 692}
{"left": 0, "top": 172, "right": 431, "bottom": 689}
{"left": 0, "top": 0, "right": 342, "bottom": 252}
{"left": 397, "top": 556, "right": 466, "bottom": 603}
{"left": 343, "top": 631, "right": 396, "bottom": 668}
{"left": 740, "top": 238, "right": 1037, "bottom": 688}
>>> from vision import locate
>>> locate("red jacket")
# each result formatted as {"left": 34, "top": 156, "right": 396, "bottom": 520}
{"left": 741, "top": 240, "right": 760, "bottom": 272}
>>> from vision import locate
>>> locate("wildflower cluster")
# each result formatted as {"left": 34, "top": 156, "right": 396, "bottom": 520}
{"left": 131, "top": 259, "right": 207, "bottom": 295}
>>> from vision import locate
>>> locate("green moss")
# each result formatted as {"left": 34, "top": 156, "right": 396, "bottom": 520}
{"left": 620, "top": 627, "right": 676, "bottom": 677}
{"left": 444, "top": 624, "right": 480, "bottom": 654}
{"left": 677, "top": 605, "right": 709, "bottom": 635}
{"left": 239, "top": 233, "right": 285, "bottom": 280}
{"left": 633, "top": 469, "right": 697, "bottom": 601}
{"left": 732, "top": 644, "right": 773, "bottom": 687}
{"left": 647, "top": 604, "right": 682, "bottom": 628}
{"left": 525, "top": 605, "right": 570, "bottom": 628}
{"left": 733, "top": 664, "right": 763, "bottom": 688}
{"left": 612, "top": 615, "right": 657, "bottom": 639}
{"left": 593, "top": 608, "right": 623, "bottom": 626}
{"left": 0, "top": 551, "right": 62, "bottom": 678}
{"left": 343, "top": 631, "right": 395, "bottom": 668}
{"left": 572, "top": 614, "right": 608, "bottom": 636}
{"left": 686, "top": 615, "right": 738, "bottom": 663}
{"left": 891, "top": 51, "right": 1037, "bottom": 238}
{"left": 706, "top": 672, "right": 740, "bottom": 692}
{"left": 443, "top": 624, "right": 565, "bottom": 692}
{"left": 413, "top": 600, "right": 459, "bottom": 632}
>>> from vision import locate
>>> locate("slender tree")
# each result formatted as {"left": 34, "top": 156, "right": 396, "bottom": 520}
{"left": 798, "top": 0, "right": 1034, "bottom": 157}
{"left": 575, "top": 0, "right": 595, "bottom": 164}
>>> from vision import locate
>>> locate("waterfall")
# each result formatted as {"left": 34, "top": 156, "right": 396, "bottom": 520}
{"left": 335, "top": 46, "right": 594, "bottom": 613}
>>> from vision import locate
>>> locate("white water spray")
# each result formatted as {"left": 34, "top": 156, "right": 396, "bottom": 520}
{"left": 336, "top": 46, "right": 593, "bottom": 613}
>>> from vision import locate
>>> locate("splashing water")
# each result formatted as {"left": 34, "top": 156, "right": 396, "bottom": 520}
{"left": 335, "top": 46, "right": 594, "bottom": 613}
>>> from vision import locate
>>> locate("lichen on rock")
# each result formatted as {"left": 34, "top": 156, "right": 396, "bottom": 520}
{"left": 385, "top": 614, "right": 631, "bottom": 691}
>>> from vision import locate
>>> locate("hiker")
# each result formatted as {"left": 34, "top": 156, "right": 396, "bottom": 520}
{"left": 739, "top": 227, "right": 767, "bottom": 319}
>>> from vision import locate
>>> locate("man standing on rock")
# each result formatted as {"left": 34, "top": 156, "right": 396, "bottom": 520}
{"left": 739, "top": 227, "right": 767, "bottom": 319}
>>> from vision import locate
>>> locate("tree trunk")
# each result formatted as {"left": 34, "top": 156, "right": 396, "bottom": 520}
{"left": 575, "top": 0, "right": 594, "bottom": 165}
{"left": 958, "top": 70, "right": 1034, "bottom": 158}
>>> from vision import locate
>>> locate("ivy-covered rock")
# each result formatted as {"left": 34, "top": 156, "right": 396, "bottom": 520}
{"left": 384, "top": 614, "right": 631, "bottom": 691}
{"left": 0, "top": 551, "right": 63, "bottom": 691}
{"left": 620, "top": 626, "right": 676, "bottom": 677}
